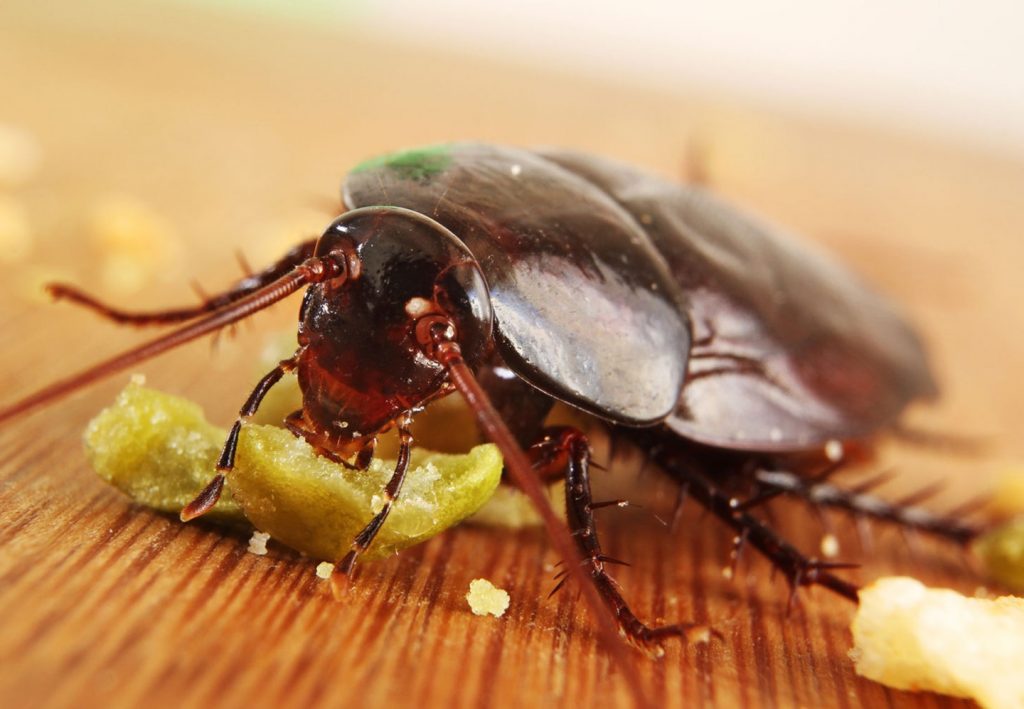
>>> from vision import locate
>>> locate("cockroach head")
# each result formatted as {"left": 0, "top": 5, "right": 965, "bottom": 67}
{"left": 295, "top": 207, "right": 493, "bottom": 436}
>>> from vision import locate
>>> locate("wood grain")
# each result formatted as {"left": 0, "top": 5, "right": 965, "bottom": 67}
{"left": 1, "top": 3, "right": 1022, "bottom": 707}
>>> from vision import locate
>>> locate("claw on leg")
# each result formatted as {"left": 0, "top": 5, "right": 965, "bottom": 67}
{"left": 531, "top": 426, "right": 704, "bottom": 654}
{"left": 328, "top": 414, "right": 414, "bottom": 595}
{"left": 181, "top": 354, "right": 300, "bottom": 522}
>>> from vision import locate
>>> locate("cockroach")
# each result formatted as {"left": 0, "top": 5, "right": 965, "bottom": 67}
{"left": 0, "top": 143, "right": 981, "bottom": 673}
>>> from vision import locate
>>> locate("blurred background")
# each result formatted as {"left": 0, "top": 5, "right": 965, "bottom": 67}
{"left": 203, "top": 0, "right": 1024, "bottom": 156}
{"left": 7, "top": 0, "right": 1024, "bottom": 159}
{"left": 1, "top": 2, "right": 1023, "bottom": 705}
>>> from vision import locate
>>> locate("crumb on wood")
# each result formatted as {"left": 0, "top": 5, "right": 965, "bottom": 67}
{"left": 851, "top": 576, "right": 1024, "bottom": 708}
{"left": 466, "top": 578, "right": 510, "bottom": 617}
{"left": 247, "top": 531, "right": 270, "bottom": 556}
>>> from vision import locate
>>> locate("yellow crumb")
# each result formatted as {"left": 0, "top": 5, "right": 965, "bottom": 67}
{"left": 315, "top": 562, "right": 335, "bottom": 579}
{"left": 466, "top": 578, "right": 510, "bottom": 618}
{"left": 851, "top": 576, "right": 1024, "bottom": 708}
{"left": 247, "top": 531, "right": 270, "bottom": 556}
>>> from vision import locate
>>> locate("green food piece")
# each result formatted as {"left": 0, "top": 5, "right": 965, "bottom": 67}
{"left": 975, "top": 517, "right": 1024, "bottom": 592}
{"left": 351, "top": 144, "right": 452, "bottom": 181}
{"left": 85, "top": 379, "right": 246, "bottom": 523}
{"left": 85, "top": 381, "right": 504, "bottom": 560}
{"left": 254, "top": 329, "right": 573, "bottom": 530}
{"left": 231, "top": 426, "right": 502, "bottom": 561}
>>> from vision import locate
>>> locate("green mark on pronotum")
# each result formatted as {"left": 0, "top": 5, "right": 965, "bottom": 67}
{"left": 352, "top": 145, "right": 452, "bottom": 181}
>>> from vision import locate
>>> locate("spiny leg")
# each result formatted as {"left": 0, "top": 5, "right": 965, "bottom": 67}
{"left": 532, "top": 426, "right": 704, "bottom": 654}
{"left": 428, "top": 330, "right": 651, "bottom": 706}
{"left": 48, "top": 239, "right": 317, "bottom": 326}
{"left": 181, "top": 351, "right": 303, "bottom": 521}
{"left": 648, "top": 443, "right": 860, "bottom": 602}
{"left": 751, "top": 467, "right": 982, "bottom": 545}
{"left": 331, "top": 413, "right": 415, "bottom": 594}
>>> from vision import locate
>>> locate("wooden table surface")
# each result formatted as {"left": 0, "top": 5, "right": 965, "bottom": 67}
{"left": 1, "top": 3, "right": 1023, "bottom": 707}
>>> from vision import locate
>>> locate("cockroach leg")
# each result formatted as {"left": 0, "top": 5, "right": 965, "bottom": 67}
{"left": 428, "top": 325, "right": 650, "bottom": 697}
{"left": 331, "top": 413, "right": 415, "bottom": 594}
{"left": 752, "top": 468, "right": 982, "bottom": 545}
{"left": 351, "top": 438, "right": 377, "bottom": 472}
{"left": 181, "top": 352, "right": 303, "bottom": 521}
{"left": 738, "top": 457, "right": 843, "bottom": 513}
{"left": 646, "top": 441, "right": 861, "bottom": 602}
{"left": 47, "top": 239, "right": 318, "bottom": 327}
{"left": 588, "top": 499, "right": 632, "bottom": 511}
{"left": 531, "top": 426, "right": 703, "bottom": 655}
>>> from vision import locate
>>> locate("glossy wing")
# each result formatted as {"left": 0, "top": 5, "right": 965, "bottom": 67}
{"left": 343, "top": 144, "right": 691, "bottom": 426}
{"left": 539, "top": 149, "right": 937, "bottom": 450}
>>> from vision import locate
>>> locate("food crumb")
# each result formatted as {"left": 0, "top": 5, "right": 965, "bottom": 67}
{"left": 820, "top": 533, "right": 840, "bottom": 558}
{"left": 851, "top": 576, "right": 1024, "bottom": 708}
{"left": 247, "top": 531, "right": 271, "bottom": 556}
{"left": 466, "top": 578, "right": 510, "bottom": 617}
{"left": 315, "top": 561, "right": 335, "bottom": 579}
